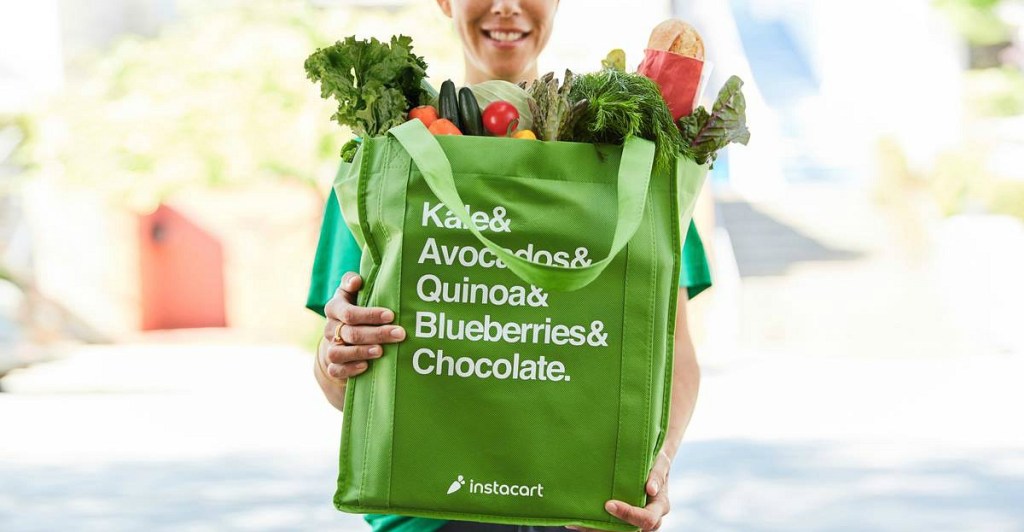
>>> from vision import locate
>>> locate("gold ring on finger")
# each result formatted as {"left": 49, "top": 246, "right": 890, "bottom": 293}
{"left": 333, "top": 322, "right": 344, "bottom": 343}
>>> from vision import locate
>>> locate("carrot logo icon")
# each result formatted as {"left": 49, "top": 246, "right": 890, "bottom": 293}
{"left": 446, "top": 475, "right": 466, "bottom": 495}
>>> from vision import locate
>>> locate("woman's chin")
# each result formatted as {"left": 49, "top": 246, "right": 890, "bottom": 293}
{"left": 487, "top": 65, "right": 530, "bottom": 82}
{"left": 477, "top": 56, "right": 532, "bottom": 81}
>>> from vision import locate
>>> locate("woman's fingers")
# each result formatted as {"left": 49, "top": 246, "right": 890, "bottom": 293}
{"left": 328, "top": 344, "right": 384, "bottom": 365}
{"left": 324, "top": 293, "right": 395, "bottom": 327}
{"left": 337, "top": 271, "right": 362, "bottom": 296}
{"left": 317, "top": 272, "right": 402, "bottom": 382}
{"left": 646, "top": 450, "right": 671, "bottom": 496}
{"left": 606, "top": 497, "right": 670, "bottom": 531}
{"left": 325, "top": 303, "right": 396, "bottom": 327}
{"left": 324, "top": 272, "right": 400, "bottom": 326}
{"left": 338, "top": 324, "right": 406, "bottom": 345}
{"left": 326, "top": 361, "right": 369, "bottom": 380}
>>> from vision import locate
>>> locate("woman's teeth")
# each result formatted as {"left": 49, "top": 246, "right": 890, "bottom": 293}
{"left": 488, "top": 31, "right": 524, "bottom": 42}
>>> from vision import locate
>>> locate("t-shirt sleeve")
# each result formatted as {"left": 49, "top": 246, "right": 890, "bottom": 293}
{"left": 679, "top": 219, "right": 712, "bottom": 299}
{"left": 305, "top": 190, "right": 362, "bottom": 317}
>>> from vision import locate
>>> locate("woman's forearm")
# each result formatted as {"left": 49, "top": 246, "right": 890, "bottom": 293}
{"left": 662, "top": 289, "right": 701, "bottom": 461}
{"left": 314, "top": 338, "right": 347, "bottom": 412}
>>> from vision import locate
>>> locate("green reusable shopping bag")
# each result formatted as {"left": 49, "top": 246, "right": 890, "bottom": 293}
{"left": 332, "top": 120, "right": 707, "bottom": 531}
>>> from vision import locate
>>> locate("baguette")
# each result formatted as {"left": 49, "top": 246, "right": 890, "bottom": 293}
{"left": 647, "top": 19, "right": 705, "bottom": 60}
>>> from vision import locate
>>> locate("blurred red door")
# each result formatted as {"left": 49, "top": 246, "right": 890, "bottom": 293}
{"left": 138, "top": 204, "right": 227, "bottom": 330}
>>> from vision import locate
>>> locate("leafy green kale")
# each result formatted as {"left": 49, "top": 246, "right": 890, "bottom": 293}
{"left": 304, "top": 35, "right": 429, "bottom": 139}
{"left": 340, "top": 138, "right": 360, "bottom": 163}
{"left": 678, "top": 75, "right": 751, "bottom": 166}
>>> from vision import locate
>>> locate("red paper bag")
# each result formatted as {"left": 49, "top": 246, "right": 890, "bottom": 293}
{"left": 637, "top": 48, "right": 704, "bottom": 121}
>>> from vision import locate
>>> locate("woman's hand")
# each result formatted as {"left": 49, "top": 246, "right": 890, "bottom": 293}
{"left": 316, "top": 272, "right": 405, "bottom": 401}
{"left": 566, "top": 450, "right": 673, "bottom": 532}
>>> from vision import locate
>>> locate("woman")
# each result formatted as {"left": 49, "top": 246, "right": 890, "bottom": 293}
{"left": 307, "top": 1, "right": 711, "bottom": 530}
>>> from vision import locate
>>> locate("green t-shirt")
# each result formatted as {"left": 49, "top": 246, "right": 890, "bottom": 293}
{"left": 305, "top": 187, "right": 712, "bottom": 532}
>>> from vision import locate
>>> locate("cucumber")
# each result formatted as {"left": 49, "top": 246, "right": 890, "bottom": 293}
{"left": 458, "top": 87, "right": 484, "bottom": 136}
{"left": 438, "top": 80, "right": 461, "bottom": 131}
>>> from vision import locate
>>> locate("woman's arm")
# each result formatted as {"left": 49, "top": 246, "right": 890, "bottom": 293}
{"left": 661, "top": 288, "right": 702, "bottom": 460}
{"left": 314, "top": 272, "right": 406, "bottom": 412}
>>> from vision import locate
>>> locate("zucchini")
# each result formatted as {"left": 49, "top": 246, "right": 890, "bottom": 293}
{"left": 458, "top": 87, "right": 484, "bottom": 136}
{"left": 438, "top": 80, "right": 461, "bottom": 131}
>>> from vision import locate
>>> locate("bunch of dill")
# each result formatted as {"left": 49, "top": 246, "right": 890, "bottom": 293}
{"left": 566, "top": 69, "right": 683, "bottom": 174}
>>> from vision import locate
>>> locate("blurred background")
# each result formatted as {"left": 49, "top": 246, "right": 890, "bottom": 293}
{"left": 1, "top": 0, "right": 1022, "bottom": 530}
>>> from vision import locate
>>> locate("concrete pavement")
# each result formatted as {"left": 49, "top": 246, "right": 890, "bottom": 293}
{"left": 0, "top": 342, "right": 363, "bottom": 531}
{"left": 1, "top": 341, "right": 1021, "bottom": 531}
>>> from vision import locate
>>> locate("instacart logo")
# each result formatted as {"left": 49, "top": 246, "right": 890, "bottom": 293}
{"left": 446, "top": 474, "right": 544, "bottom": 497}
{"left": 447, "top": 475, "right": 466, "bottom": 495}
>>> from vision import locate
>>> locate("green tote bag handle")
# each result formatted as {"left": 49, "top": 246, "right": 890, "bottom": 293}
{"left": 389, "top": 120, "right": 655, "bottom": 292}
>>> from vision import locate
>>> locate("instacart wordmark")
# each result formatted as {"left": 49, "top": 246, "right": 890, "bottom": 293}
{"left": 446, "top": 474, "right": 545, "bottom": 498}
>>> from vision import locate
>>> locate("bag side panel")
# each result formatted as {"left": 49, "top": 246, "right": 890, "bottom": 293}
{"left": 335, "top": 137, "right": 411, "bottom": 508}
{"left": 610, "top": 174, "right": 677, "bottom": 510}
{"left": 335, "top": 138, "right": 380, "bottom": 508}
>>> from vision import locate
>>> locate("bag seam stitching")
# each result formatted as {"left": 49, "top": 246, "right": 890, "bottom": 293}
{"left": 654, "top": 164, "right": 683, "bottom": 460}
{"left": 449, "top": 172, "right": 674, "bottom": 187}
{"left": 337, "top": 504, "right": 635, "bottom": 531}
{"left": 610, "top": 241, "right": 630, "bottom": 517}
{"left": 357, "top": 139, "right": 387, "bottom": 503}
{"left": 352, "top": 139, "right": 373, "bottom": 503}
{"left": 644, "top": 188, "right": 657, "bottom": 487}
{"left": 340, "top": 138, "right": 374, "bottom": 505}
{"left": 385, "top": 148, "right": 411, "bottom": 506}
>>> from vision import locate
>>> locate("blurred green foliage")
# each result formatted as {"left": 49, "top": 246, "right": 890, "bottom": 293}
{"left": 1, "top": 113, "right": 33, "bottom": 195}
{"left": 934, "top": 0, "right": 1012, "bottom": 45}
{"left": 876, "top": 136, "right": 1024, "bottom": 223}
{"left": 16, "top": 1, "right": 461, "bottom": 212}
{"left": 964, "top": 67, "right": 1024, "bottom": 117}
{"left": 986, "top": 179, "right": 1024, "bottom": 219}
{"left": 921, "top": 0, "right": 1024, "bottom": 222}
{"left": 928, "top": 147, "right": 988, "bottom": 216}
{"left": 20, "top": 3, "right": 348, "bottom": 211}
{"left": 924, "top": 144, "right": 1024, "bottom": 221}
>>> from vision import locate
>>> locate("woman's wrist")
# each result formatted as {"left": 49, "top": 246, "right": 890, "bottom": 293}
{"left": 662, "top": 438, "right": 682, "bottom": 462}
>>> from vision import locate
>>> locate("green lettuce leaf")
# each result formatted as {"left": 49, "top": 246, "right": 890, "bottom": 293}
{"left": 679, "top": 75, "right": 751, "bottom": 166}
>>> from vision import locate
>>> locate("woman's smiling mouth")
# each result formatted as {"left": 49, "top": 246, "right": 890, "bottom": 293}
{"left": 483, "top": 29, "right": 530, "bottom": 46}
